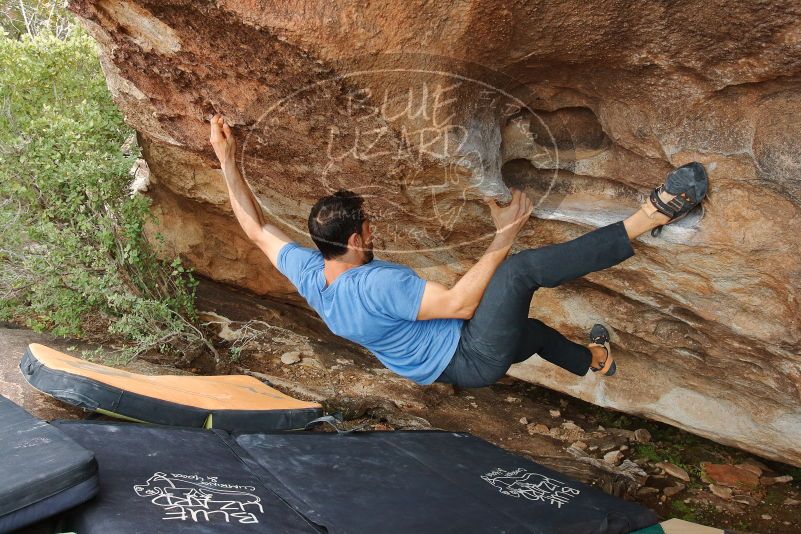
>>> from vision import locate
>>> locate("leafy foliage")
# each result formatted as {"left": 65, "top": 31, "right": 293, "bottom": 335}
{"left": 0, "top": 26, "right": 215, "bottom": 363}
{"left": 1, "top": 0, "right": 73, "bottom": 40}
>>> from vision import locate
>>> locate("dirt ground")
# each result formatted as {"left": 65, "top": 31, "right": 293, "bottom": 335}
{"left": 194, "top": 280, "right": 801, "bottom": 534}
{"left": 2, "top": 278, "right": 799, "bottom": 533}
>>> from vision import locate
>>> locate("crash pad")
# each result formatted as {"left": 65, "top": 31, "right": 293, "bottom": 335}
{"left": 54, "top": 421, "right": 320, "bottom": 533}
{"left": 20, "top": 343, "right": 323, "bottom": 432}
{"left": 53, "top": 420, "right": 658, "bottom": 534}
{"left": 0, "top": 395, "right": 99, "bottom": 534}
{"left": 236, "top": 430, "right": 659, "bottom": 534}
{"left": 632, "top": 518, "right": 732, "bottom": 534}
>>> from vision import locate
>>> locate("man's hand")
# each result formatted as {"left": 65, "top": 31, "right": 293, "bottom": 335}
{"left": 417, "top": 188, "right": 533, "bottom": 321}
{"left": 487, "top": 188, "right": 533, "bottom": 243}
{"left": 210, "top": 114, "right": 236, "bottom": 166}
{"left": 209, "top": 112, "right": 293, "bottom": 265}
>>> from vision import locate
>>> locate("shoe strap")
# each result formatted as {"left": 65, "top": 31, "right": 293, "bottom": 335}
{"left": 648, "top": 186, "right": 679, "bottom": 218}
{"left": 588, "top": 342, "right": 611, "bottom": 372}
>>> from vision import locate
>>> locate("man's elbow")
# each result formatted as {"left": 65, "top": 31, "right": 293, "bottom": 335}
{"left": 442, "top": 291, "right": 477, "bottom": 320}
{"left": 245, "top": 223, "right": 276, "bottom": 244}
{"left": 454, "top": 303, "right": 477, "bottom": 320}
{"left": 244, "top": 229, "right": 263, "bottom": 245}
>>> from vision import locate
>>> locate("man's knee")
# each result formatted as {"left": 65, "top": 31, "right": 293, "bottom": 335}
{"left": 499, "top": 250, "right": 556, "bottom": 288}
{"left": 497, "top": 252, "right": 528, "bottom": 278}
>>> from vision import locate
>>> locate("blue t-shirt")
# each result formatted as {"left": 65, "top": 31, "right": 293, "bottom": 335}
{"left": 277, "top": 243, "right": 463, "bottom": 384}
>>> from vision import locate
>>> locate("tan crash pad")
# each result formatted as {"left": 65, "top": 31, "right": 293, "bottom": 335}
{"left": 20, "top": 343, "right": 323, "bottom": 431}
{"left": 634, "top": 518, "right": 730, "bottom": 534}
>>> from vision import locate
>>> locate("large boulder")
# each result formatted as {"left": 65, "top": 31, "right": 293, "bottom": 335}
{"left": 69, "top": 0, "right": 801, "bottom": 465}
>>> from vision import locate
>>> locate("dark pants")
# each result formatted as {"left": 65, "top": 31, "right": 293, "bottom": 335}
{"left": 435, "top": 222, "right": 635, "bottom": 388}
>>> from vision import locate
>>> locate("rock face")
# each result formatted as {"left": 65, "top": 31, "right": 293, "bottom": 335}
{"left": 69, "top": 1, "right": 801, "bottom": 465}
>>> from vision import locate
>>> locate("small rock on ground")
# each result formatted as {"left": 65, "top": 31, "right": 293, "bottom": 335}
{"left": 280, "top": 351, "right": 302, "bottom": 365}
{"left": 663, "top": 483, "right": 686, "bottom": 497}
{"left": 603, "top": 450, "right": 624, "bottom": 465}
{"left": 731, "top": 494, "right": 758, "bottom": 506}
{"left": 702, "top": 463, "right": 760, "bottom": 488}
{"left": 527, "top": 423, "right": 550, "bottom": 435}
{"left": 738, "top": 462, "right": 763, "bottom": 477}
{"left": 709, "top": 484, "right": 733, "bottom": 500}
{"left": 656, "top": 462, "right": 691, "bottom": 482}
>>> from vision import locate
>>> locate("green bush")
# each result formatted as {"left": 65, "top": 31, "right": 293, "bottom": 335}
{"left": 1, "top": 1, "right": 72, "bottom": 40}
{"left": 0, "top": 27, "right": 215, "bottom": 363}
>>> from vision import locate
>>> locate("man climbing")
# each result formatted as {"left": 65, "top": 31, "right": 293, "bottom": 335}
{"left": 210, "top": 114, "right": 708, "bottom": 388}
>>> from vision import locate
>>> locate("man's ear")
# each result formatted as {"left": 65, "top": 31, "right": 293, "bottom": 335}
{"left": 347, "top": 232, "right": 361, "bottom": 249}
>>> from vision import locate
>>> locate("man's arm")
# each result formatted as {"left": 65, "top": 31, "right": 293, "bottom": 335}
{"left": 417, "top": 190, "right": 532, "bottom": 320}
{"left": 209, "top": 114, "right": 292, "bottom": 266}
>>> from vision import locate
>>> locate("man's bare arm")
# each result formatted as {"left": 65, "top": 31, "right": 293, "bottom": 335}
{"left": 209, "top": 114, "right": 292, "bottom": 266}
{"left": 417, "top": 190, "right": 533, "bottom": 320}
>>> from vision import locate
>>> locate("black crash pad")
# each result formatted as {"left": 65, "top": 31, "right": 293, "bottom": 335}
{"left": 236, "top": 430, "right": 659, "bottom": 534}
{"left": 0, "top": 396, "right": 99, "bottom": 534}
{"left": 53, "top": 421, "right": 320, "bottom": 533}
{"left": 52, "top": 420, "right": 657, "bottom": 534}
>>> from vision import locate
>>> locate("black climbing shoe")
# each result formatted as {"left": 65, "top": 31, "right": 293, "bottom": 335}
{"left": 589, "top": 323, "right": 616, "bottom": 376}
{"left": 643, "top": 161, "right": 709, "bottom": 237}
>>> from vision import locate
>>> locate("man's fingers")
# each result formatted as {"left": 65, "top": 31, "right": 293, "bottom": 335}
{"left": 523, "top": 199, "right": 533, "bottom": 217}
{"left": 517, "top": 198, "right": 528, "bottom": 219}
{"left": 516, "top": 194, "right": 532, "bottom": 221}
{"left": 210, "top": 114, "right": 233, "bottom": 145}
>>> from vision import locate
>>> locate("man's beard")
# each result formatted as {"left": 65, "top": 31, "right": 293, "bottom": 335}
{"left": 363, "top": 245, "right": 374, "bottom": 263}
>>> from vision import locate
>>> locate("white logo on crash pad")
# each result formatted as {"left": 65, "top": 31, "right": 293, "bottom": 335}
{"left": 482, "top": 468, "right": 581, "bottom": 508}
{"left": 134, "top": 472, "right": 264, "bottom": 523}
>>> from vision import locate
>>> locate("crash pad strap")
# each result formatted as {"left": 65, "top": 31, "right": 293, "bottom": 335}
{"left": 303, "top": 414, "right": 368, "bottom": 434}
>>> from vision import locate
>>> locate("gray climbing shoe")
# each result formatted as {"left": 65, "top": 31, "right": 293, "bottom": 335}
{"left": 589, "top": 324, "right": 616, "bottom": 376}
{"left": 644, "top": 161, "right": 709, "bottom": 237}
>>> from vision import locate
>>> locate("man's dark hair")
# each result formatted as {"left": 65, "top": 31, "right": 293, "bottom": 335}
{"left": 308, "top": 190, "right": 367, "bottom": 259}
